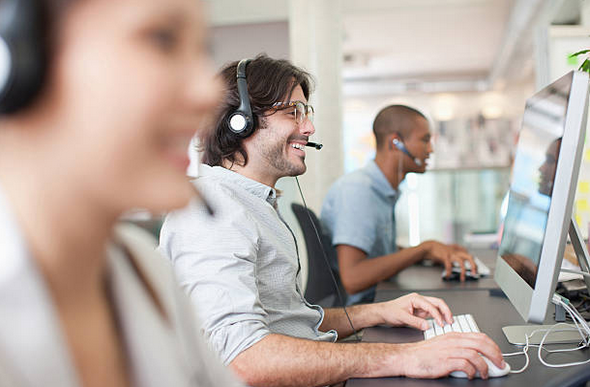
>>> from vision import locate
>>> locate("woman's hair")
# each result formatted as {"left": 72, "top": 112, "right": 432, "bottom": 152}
{"left": 198, "top": 54, "right": 313, "bottom": 167}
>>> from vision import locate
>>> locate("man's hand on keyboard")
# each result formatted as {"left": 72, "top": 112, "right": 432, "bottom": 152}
{"left": 421, "top": 240, "right": 478, "bottom": 281}
{"left": 374, "top": 292, "right": 453, "bottom": 330}
{"left": 400, "top": 332, "right": 506, "bottom": 379}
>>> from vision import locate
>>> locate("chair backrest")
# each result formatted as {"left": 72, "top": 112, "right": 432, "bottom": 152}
{"left": 291, "top": 203, "right": 347, "bottom": 307}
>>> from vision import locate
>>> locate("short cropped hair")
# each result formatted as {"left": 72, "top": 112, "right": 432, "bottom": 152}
{"left": 199, "top": 54, "right": 313, "bottom": 167}
{"left": 372, "top": 105, "right": 427, "bottom": 150}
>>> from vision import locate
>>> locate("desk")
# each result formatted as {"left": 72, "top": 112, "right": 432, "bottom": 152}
{"left": 347, "top": 290, "right": 589, "bottom": 386}
{"left": 376, "top": 248, "right": 499, "bottom": 296}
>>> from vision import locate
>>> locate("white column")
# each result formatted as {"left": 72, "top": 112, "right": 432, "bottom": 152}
{"left": 582, "top": 0, "right": 590, "bottom": 27}
{"left": 285, "top": 0, "right": 344, "bottom": 214}
{"left": 275, "top": 0, "right": 344, "bottom": 291}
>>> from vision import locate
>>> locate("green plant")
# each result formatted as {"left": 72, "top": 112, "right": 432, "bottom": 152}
{"left": 570, "top": 49, "right": 590, "bottom": 73}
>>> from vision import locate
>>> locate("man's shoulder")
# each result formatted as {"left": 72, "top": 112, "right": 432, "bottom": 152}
{"left": 163, "top": 175, "right": 251, "bottom": 230}
{"left": 328, "top": 167, "right": 376, "bottom": 198}
{"left": 344, "top": 165, "right": 374, "bottom": 182}
{"left": 193, "top": 173, "right": 237, "bottom": 198}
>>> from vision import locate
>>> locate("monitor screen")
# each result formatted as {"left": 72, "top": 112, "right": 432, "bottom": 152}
{"left": 494, "top": 71, "right": 589, "bottom": 324}
{"left": 498, "top": 76, "right": 570, "bottom": 289}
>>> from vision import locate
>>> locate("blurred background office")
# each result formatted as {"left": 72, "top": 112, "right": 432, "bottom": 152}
{"left": 180, "top": 0, "right": 590, "bottom": 284}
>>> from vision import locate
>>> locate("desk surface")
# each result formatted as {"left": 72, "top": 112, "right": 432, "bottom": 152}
{"left": 347, "top": 290, "right": 589, "bottom": 387}
{"left": 376, "top": 248, "right": 499, "bottom": 295}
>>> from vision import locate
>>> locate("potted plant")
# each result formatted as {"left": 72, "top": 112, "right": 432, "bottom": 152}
{"left": 570, "top": 48, "right": 590, "bottom": 73}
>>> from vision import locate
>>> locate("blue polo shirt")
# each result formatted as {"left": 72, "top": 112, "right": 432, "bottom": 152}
{"left": 320, "top": 160, "right": 400, "bottom": 304}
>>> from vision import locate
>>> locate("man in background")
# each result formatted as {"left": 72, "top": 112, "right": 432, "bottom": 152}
{"left": 321, "top": 105, "right": 478, "bottom": 304}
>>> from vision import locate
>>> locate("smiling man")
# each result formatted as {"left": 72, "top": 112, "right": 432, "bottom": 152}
{"left": 321, "top": 105, "right": 478, "bottom": 305}
{"left": 159, "top": 56, "right": 505, "bottom": 386}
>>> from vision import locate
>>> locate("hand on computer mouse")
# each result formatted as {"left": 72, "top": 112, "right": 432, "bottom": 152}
{"left": 442, "top": 268, "right": 479, "bottom": 281}
{"left": 421, "top": 240, "right": 478, "bottom": 281}
{"left": 401, "top": 332, "right": 506, "bottom": 379}
{"left": 450, "top": 355, "right": 511, "bottom": 378}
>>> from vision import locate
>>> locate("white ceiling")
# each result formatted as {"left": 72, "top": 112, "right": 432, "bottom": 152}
{"left": 204, "top": 0, "right": 583, "bottom": 93}
{"left": 341, "top": 0, "right": 512, "bottom": 81}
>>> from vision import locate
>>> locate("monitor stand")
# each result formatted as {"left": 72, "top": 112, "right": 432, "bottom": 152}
{"left": 502, "top": 218, "right": 590, "bottom": 345}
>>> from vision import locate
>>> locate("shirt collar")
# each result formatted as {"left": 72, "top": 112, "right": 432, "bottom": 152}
{"left": 365, "top": 160, "right": 399, "bottom": 200}
{"left": 197, "top": 164, "right": 278, "bottom": 207}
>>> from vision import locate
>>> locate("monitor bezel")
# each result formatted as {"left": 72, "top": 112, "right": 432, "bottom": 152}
{"left": 495, "top": 70, "right": 589, "bottom": 324}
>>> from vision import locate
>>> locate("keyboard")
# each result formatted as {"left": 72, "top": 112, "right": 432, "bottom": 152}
{"left": 424, "top": 314, "right": 480, "bottom": 340}
{"left": 443, "top": 256, "right": 491, "bottom": 279}
{"left": 462, "top": 256, "right": 491, "bottom": 276}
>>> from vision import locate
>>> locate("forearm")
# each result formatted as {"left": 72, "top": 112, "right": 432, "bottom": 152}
{"left": 340, "top": 245, "right": 427, "bottom": 294}
{"left": 321, "top": 303, "right": 386, "bottom": 336}
{"left": 230, "top": 333, "right": 405, "bottom": 386}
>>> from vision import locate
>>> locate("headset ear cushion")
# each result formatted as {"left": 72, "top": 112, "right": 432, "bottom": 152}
{"left": 229, "top": 112, "right": 248, "bottom": 134}
{"left": 0, "top": 37, "right": 12, "bottom": 98}
{"left": 0, "top": 0, "right": 47, "bottom": 114}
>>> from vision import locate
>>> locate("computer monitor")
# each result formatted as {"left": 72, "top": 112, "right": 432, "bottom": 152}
{"left": 495, "top": 71, "right": 589, "bottom": 327}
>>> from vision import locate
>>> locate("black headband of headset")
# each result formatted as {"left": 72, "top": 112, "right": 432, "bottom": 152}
{"left": 227, "top": 58, "right": 254, "bottom": 136}
{"left": 235, "top": 58, "right": 252, "bottom": 116}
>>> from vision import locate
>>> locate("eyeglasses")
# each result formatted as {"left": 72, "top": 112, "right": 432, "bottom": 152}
{"left": 272, "top": 101, "right": 314, "bottom": 124}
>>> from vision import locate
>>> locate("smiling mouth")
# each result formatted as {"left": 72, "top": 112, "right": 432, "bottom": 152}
{"left": 291, "top": 143, "right": 305, "bottom": 151}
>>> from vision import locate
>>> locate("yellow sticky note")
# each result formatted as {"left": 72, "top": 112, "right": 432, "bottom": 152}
{"left": 576, "top": 214, "right": 582, "bottom": 226}
{"left": 577, "top": 199, "right": 589, "bottom": 212}
{"left": 585, "top": 149, "right": 590, "bottom": 161}
{"left": 580, "top": 181, "right": 590, "bottom": 194}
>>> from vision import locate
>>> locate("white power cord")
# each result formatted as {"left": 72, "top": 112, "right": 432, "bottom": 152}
{"left": 502, "top": 295, "right": 590, "bottom": 373}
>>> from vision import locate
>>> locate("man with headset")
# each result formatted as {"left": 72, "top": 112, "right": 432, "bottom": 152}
{"left": 159, "top": 55, "right": 505, "bottom": 386}
{"left": 321, "top": 105, "right": 478, "bottom": 305}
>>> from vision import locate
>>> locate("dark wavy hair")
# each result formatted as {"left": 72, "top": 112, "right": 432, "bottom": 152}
{"left": 199, "top": 54, "right": 314, "bottom": 167}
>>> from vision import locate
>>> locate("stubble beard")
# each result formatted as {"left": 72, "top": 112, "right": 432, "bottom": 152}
{"left": 259, "top": 140, "right": 306, "bottom": 177}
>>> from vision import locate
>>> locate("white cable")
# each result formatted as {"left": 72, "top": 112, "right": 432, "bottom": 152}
{"left": 559, "top": 299, "right": 590, "bottom": 337}
{"left": 536, "top": 299, "right": 590, "bottom": 368}
{"left": 503, "top": 332, "right": 530, "bottom": 374}
{"left": 502, "top": 296, "right": 590, "bottom": 373}
{"left": 560, "top": 267, "right": 590, "bottom": 279}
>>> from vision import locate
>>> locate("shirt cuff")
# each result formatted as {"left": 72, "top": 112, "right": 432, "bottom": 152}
{"left": 206, "top": 319, "right": 271, "bottom": 365}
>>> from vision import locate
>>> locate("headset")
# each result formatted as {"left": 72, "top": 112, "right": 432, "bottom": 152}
{"left": 0, "top": 0, "right": 47, "bottom": 114}
{"left": 227, "top": 58, "right": 255, "bottom": 138}
{"left": 226, "top": 58, "right": 325, "bottom": 150}
{"left": 392, "top": 137, "right": 423, "bottom": 167}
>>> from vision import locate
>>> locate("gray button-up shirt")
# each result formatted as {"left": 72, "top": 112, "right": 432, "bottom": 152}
{"left": 321, "top": 160, "right": 400, "bottom": 304}
{"left": 159, "top": 165, "right": 337, "bottom": 365}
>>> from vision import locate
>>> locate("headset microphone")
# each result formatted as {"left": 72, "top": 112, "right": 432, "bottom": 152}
{"left": 305, "top": 141, "right": 323, "bottom": 150}
{"left": 392, "top": 138, "right": 422, "bottom": 166}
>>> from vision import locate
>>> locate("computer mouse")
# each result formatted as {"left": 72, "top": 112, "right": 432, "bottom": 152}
{"left": 450, "top": 355, "right": 510, "bottom": 378}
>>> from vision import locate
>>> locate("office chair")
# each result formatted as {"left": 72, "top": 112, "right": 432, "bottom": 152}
{"left": 291, "top": 203, "right": 347, "bottom": 307}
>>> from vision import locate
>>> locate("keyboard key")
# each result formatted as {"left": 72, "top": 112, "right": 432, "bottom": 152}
{"left": 434, "top": 323, "right": 444, "bottom": 336}
{"left": 465, "top": 314, "right": 480, "bottom": 332}
{"left": 457, "top": 315, "right": 471, "bottom": 332}
{"left": 424, "top": 314, "right": 481, "bottom": 340}
{"left": 453, "top": 256, "right": 491, "bottom": 277}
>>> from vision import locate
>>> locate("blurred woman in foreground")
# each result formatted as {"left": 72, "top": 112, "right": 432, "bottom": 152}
{"left": 0, "top": 0, "right": 240, "bottom": 386}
